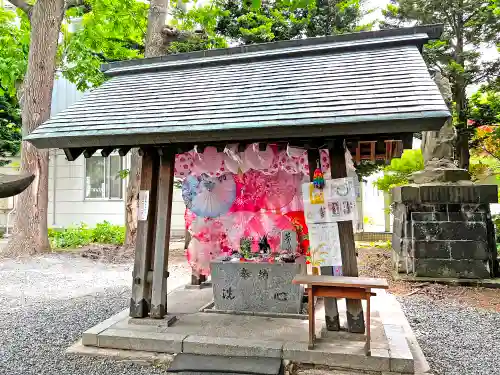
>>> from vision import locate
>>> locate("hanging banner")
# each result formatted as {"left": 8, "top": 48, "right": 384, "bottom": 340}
{"left": 308, "top": 222, "right": 342, "bottom": 268}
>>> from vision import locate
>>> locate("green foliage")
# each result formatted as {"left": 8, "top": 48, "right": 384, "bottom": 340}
{"left": 0, "top": 6, "right": 30, "bottom": 97}
{"left": 382, "top": 0, "right": 500, "bottom": 167}
{"left": 355, "top": 160, "right": 383, "bottom": 181}
{"left": 470, "top": 89, "right": 500, "bottom": 127}
{"left": 374, "top": 149, "right": 424, "bottom": 192}
{"left": 0, "top": 94, "right": 21, "bottom": 167}
{"left": 304, "top": 0, "right": 373, "bottom": 37}
{"left": 211, "top": 0, "right": 370, "bottom": 45}
{"left": 62, "top": 0, "right": 149, "bottom": 91}
{"left": 48, "top": 221, "right": 125, "bottom": 249}
{"left": 469, "top": 86, "right": 500, "bottom": 170}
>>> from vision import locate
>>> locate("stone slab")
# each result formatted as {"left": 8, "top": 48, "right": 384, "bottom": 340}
{"left": 211, "top": 259, "right": 303, "bottom": 314}
{"left": 183, "top": 335, "right": 283, "bottom": 358}
{"left": 66, "top": 339, "right": 174, "bottom": 366}
{"left": 375, "top": 290, "right": 430, "bottom": 374}
{"left": 414, "top": 258, "right": 491, "bottom": 278}
{"left": 129, "top": 314, "right": 177, "bottom": 326}
{"left": 392, "top": 184, "right": 498, "bottom": 204}
{"left": 97, "top": 329, "right": 186, "bottom": 353}
{"left": 82, "top": 309, "right": 129, "bottom": 346}
{"left": 168, "top": 285, "right": 215, "bottom": 315}
{"left": 283, "top": 341, "right": 390, "bottom": 372}
{"left": 383, "top": 324, "right": 413, "bottom": 373}
{"left": 395, "top": 274, "right": 500, "bottom": 288}
{"left": 168, "top": 353, "right": 283, "bottom": 374}
{"left": 163, "top": 312, "right": 325, "bottom": 342}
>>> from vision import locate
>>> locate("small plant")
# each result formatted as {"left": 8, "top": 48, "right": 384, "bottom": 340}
{"left": 49, "top": 221, "right": 125, "bottom": 249}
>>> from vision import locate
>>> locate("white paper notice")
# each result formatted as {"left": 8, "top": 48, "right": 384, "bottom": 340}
{"left": 308, "top": 222, "right": 342, "bottom": 267}
{"left": 138, "top": 190, "right": 150, "bottom": 221}
{"left": 302, "top": 178, "right": 357, "bottom": 224}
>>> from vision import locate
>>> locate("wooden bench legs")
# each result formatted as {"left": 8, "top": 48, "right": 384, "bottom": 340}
{"left": 306, "top": 287, "right": 374, "bottom": 356}
{"left": 308, "top": 286, "right": 315, "bottom": 350}
{"left": 365, "top": 291, "right": 371, "bottom": 356}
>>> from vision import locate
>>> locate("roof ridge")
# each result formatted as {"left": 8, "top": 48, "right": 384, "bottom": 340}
{"left": 102, "top": 24, "right": 443, "bottom": 77}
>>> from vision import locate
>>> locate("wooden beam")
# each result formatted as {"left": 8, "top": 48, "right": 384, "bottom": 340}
{"left": 307, "top": 148, "right": 340, "bottom": 331}
{"left": 63, "top": 148, "right": 83, "bottom": 161}
{"left": 83, "top": 148, "right": 98, "bottom": 158}
{"left": 151, "top": 149, "right": 176, "bottom": 318}
{"left": 329, "top": 141, "right": 365, "bottom": 334}
{"left": 130, "top": 150, "right": 159, "bottom": 318}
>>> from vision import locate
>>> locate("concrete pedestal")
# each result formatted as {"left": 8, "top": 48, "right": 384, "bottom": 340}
{"left": 211, "top": 259, "right": 304, "bottom": 314}
{"left": 392, "top": 184, "right": 499, "bottom": 279}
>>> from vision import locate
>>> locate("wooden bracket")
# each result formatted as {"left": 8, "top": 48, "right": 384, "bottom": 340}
{"left": 83, "top": 148, "right": 98, "bottom": 158}
{"left": 63, "top": 148, "right": 83, "bottom": 161}
{"left": 101, "top": 147, "right": 115, "bottom": 157}
{"left": 118, "top": 146, "right": 132, "bottom": 157}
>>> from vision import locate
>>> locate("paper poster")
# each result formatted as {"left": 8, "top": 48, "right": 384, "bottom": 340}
{"left": 302, "top": 178, "right": 357, "bottom": 224}
{"left": 308, "top": 222, "right": 342, "bottom": 267}
{"left": 138, "top": 190, "right": 150, "bottom": 221}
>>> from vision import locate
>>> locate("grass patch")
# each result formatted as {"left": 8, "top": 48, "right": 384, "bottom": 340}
{"left": 49, "top": 221, "right": 125, "bottom": 249}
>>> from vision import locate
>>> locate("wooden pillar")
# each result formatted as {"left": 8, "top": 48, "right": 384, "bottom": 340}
{"left": 329, "top": 141, "right": 366, "bottom": 333}
{"left": 307, "top": 148, "right": 340, "bottom": 331}
{"left": 151, "top": 149, "right": 175, "bottom": 318}
{"left": 130, "top": 149, "right": 159, "bottom": 318}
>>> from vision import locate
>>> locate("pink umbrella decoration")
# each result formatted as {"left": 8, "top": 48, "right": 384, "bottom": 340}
{"left": 192, "top": 146, "right": 226, "bottom": 177}
{"left": 187, "top": 238, "right": 222, "bottom": 276}
{"left": 220, "top": 211, "right": 256, "bottom": 250}
{"left": 257, "top": 171, "right": 299, "bottom": 210}
{"left": 182, "top": 173, "right": 236, "bottom": 218}
{"left": 244, "top": 212, "right": 295, "bottom": 253}
{"left": 190, "top": 216, "right": 225, "bottom": 243}
{"left": 230, "top": 170, "right": 268, "bottom": 212}
{"left": 174, "top": 152, "right": 194, "bottom": 178}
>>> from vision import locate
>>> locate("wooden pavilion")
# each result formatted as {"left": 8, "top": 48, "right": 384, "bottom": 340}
{"left": 26, "top": 25, "right": 450, "bottom": 333}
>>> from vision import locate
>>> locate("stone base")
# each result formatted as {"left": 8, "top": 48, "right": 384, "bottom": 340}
{"left": 211, "top": 259, "right": 304, "bottom": 314}
{"left": 392, "top": 184, "right": 498, "bottom": 279}
{"left": 79, "top": 286, "right": 420, "bottom": 373}
{"left": 410, "top": 167, "right": 470, "bottom": 184}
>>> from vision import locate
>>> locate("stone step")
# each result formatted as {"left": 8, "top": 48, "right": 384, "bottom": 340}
{"left": 167, "top": 353, "right": 283, "bottom": 375}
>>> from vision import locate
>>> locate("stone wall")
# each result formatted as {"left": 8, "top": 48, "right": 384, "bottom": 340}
{"left": 392, "top": 184, "right": 499, "bottom": 279}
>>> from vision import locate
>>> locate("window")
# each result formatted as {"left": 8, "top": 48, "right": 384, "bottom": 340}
{"left": 85, "top": 154, "right": 124, "bottom": 199}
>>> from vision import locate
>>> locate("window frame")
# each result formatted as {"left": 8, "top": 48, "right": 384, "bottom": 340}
{"left": 83, "top": 152, "right": 126, "bottom": 201}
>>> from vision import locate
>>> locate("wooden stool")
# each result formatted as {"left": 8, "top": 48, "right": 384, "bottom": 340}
{"left": 293, "top": 275, "right": 389, "bottom": 355}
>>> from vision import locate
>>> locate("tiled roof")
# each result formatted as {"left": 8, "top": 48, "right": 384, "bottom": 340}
{"left": 26, "top": 25, "right": 450, "bottom": 149}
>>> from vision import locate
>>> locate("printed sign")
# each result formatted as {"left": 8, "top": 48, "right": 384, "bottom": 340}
{"left": 308, "top": 222, "right": 342, "bottom": 267}
{"left": 138, "top": 190, "right": 150, "bottom": 221}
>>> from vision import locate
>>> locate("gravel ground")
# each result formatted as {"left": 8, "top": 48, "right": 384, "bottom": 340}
{"left": 399, "top": 296, "right": 500, "bottom": 375}
{"left": 0, "top": 252, "right": 190, "bottom": 375}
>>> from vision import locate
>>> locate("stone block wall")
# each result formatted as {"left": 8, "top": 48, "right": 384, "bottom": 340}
{"left": 392, "top": 184, "right": 498, "bottom": 279}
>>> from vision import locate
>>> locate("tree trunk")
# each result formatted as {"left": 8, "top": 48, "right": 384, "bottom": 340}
{"left": 4, "top": 0, "right": 65, "bottom": 256}
{"left": 454, "top": 8, "right": 470, "bottom": 170}
{"left": 125, "top": 0, "right": 169, "bottom": 246}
